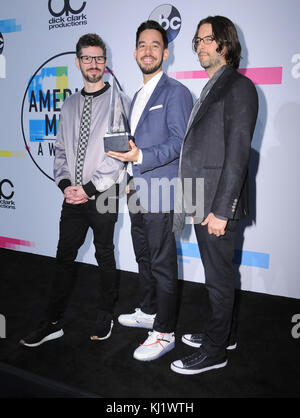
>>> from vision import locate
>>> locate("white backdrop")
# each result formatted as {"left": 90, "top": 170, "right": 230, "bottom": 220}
{"left": 1, "top": 0, "right": 300, "bottom": 299}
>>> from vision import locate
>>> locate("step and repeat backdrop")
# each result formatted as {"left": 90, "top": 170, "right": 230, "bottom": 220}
{"left": 1, "top": 0, "right": 299, "bottom": 299}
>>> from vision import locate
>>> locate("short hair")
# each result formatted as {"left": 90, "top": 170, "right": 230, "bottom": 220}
{"left": 192, "top": 16, "right": 241, "bottom": 69}
{"left": 76, "top": 33, "right": 106, "bottom": 58}
{"left": 136, "top": 20, "right": 168, "bottom": 49}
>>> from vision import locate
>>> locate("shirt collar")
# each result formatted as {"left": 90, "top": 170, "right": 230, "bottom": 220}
{"left": 200, "top": 65, "right": 229, "bottom": 103}
{"left": 81, "top": 81, "right": 110, "bottom": 97}
{"left": 210, "top": 64, "right": 229, "bottom": 81}
{"left": 140, "top": 71, "right": 163, "bottom": 94}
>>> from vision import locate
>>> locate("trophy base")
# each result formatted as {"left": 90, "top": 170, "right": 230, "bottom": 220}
{"left": 104, "top": 132, "right": 133, "bottom": 153}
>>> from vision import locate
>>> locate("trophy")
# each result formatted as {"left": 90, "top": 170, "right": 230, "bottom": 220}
{"left": 104, "top": 77, "right": 133, "bottom": 153}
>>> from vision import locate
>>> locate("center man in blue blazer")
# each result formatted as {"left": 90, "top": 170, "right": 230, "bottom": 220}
{"left": 107, "top": 20, "right": 193, "bottom": 361}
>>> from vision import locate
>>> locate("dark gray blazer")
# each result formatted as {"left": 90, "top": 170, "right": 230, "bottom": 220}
{"left": 181, "top": 66, "right": 259, "bottom": 221}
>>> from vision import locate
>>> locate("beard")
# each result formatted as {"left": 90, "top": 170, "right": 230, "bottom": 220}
{"left": 137, "top": 56, "right": 163, "bottom": 75}
{"left": 199, "top": 52, "right": 223, "bottom": 71}
{"left": 81, "top": 67, "right": 103, "bottom": 83}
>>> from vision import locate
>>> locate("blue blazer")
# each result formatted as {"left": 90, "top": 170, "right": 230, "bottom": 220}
{"left": 130, "top": 73, "right": 193, "bottom": 212}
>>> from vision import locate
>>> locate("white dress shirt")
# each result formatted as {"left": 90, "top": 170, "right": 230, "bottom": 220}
{"left": 128, "top": 71, "right": 163, "bottom": 174}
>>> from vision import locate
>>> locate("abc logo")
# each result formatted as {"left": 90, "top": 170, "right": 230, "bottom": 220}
{"left": 149, "top": 4, "right": 181, "bottom": 43}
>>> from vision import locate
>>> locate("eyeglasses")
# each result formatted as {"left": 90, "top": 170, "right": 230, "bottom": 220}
{"left": 80, "top": 55, "right": 106, "bottom": 64}
{"left": 193, "top": 35, "right": 215, "bottom": 48}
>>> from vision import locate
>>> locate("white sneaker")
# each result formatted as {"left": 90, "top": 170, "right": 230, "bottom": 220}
{"left": 118, "top": 308, "right": 156, "bottom": 329}
{"left": 133, "top": 330, "right": 175, "bottom": 361}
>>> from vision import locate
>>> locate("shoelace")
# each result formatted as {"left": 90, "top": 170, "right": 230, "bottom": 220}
{"left": 140, "top": 332, "right": 170, "bottom": 348}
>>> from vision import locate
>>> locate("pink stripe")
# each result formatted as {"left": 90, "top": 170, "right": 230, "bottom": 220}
{"left": 0, "top": 236, "right": 35, "bottom": 250}
{"left": 169, "top": 67, "right": 282, "bottom": 85}
{"left": 238, "top": 67, "right": 282, "bottom": 85}
{"left": 169, "top": 70, "right": 208, "bottom": 80}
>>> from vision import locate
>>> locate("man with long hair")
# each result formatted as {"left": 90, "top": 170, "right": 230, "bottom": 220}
{"left": 171, "top": 16, "right": 258, "bottom": 374}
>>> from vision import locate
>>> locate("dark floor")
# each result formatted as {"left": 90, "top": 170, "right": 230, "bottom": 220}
{"left": 0, "top": 248, "right": 300, "bottom": 398}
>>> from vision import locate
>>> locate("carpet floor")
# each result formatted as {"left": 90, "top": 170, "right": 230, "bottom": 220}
{"left": 0, "top": 248, "right": 299, "bottom": 398}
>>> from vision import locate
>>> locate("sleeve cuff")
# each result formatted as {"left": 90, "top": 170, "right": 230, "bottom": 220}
{"left": 133, "top": 149, "right": 143, "bottom": 165}
{"left": 82, "top": 181, "right": 97, "bottom": 197}
{"left": 214, "top": 214, "right": 228, "bottom": 221}
{"left": 58, "top": 179, "right": 71, "bottom": 193}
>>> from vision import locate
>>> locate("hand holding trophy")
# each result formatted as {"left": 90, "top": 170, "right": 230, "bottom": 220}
{"left": 104, "top": 77, "right": 133, "bottom": 153}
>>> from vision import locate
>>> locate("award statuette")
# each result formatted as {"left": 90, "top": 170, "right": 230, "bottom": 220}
{"left": 104, "top": 77, "right": 133, "bottom": 153}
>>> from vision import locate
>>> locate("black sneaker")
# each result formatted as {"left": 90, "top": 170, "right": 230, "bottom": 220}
{"left": 171, "top": 347, "right": 228, "bottom": 375}
{"left": 182, "top": 333, "right": 237, "bottom": 350}
{"left": 90, "top": 320, "right": 113, "bottom": 341}
{"left": 19, "top": 321, "right": 64, "bottom": 347}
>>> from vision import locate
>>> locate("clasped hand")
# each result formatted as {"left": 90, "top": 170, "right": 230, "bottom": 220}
{"left": 64, "top": 186, "right": 88, "bottom": 204}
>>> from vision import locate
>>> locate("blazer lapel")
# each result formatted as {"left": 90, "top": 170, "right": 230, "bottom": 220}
{"left": 186, "top": 67, "right": 233, "bottom": 136}
{"left": 129, "top": 91, "right": 138, "bottom": 126}
{"left": 133, "top": 73, "right": 167, "bottom": 133}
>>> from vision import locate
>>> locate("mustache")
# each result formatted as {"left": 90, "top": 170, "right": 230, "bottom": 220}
{"left": 141, "top": 55, "right": 156, "bottom": 60}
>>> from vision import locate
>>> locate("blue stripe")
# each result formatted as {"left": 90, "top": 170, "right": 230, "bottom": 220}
{"left": 176, "top": 242, "right": 270, "bottom": 269}
{"left": 178, "top": 256, "right": 190, "bottom": 264}
{"left": 233, "top": 249, "right": 270, "bottom": 269}
{"left": 0, "top": 19, "right": 22, "bottom": 33}
{"left": 29, "top": 120, "right": 45, "bottom": 142}
{"left": 28, "top": 67, "right": 58, "bottom": 108}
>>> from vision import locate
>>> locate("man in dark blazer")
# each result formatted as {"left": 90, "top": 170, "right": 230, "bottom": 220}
{"left": 171, "top": 16, "right": 258, "bottom": 374}
{"left": 107, "top": 20, "right": 193, "bottom": 361}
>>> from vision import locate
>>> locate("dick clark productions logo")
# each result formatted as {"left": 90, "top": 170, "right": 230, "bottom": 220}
{"left": 0, "top": 179, "right": 15, "bottom": 210}
{"left": 48, "top": 0, "right": 88, "bottom": 30}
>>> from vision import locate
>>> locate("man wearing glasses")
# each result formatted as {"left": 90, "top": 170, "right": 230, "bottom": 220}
{"left": 20, "top": 34, "right": 128, "bottom": 347}
{"left": 171, "top": 16, "right": 258, "bottom": 374}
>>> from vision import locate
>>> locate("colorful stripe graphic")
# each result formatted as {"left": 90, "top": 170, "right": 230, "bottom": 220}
{"left": 238, "top": 67, "right": 282, "bottom": 85}
{"left": 0, "top": 150, "right": 26, "bottom": 158}
{"left": 0, "top": 236, "right": 35, "bottom": 250}
{"left": 28, "top": 66, "right": 66, "bottom": 142}
{"left": 177, "top": 242, "right": 270, "bottom": 269}
{"left": 0, "top": 19, "right": 22, "bottom": 33}
{"left": 233, "top": 249, "right": 270, "bottom": 269}
{"left": 169, "top": 67, "right": 282, "bottom": 85}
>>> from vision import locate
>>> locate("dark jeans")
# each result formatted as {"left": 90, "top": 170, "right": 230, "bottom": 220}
{"left": 46, "top": 197, "right": 118, "bottom": 323}
{"left": 129, "top": 201, "right": 178, "bottom": 333}
{"left": 194, "top": 219, "right": 238, "bottom": 356}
